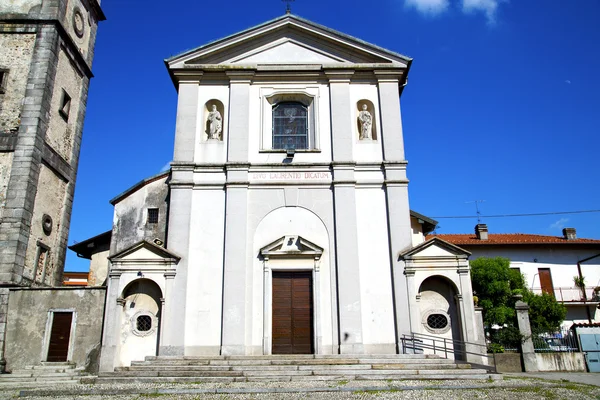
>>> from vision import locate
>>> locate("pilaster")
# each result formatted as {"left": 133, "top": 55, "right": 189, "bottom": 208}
{"left": 226, "top": 71, "right": 253, "bottom": 163}
{"left": 383, "top": 162, "right": 412, "bottom": 344}
{"left": 173, "top": 78, "right": 201, "bottom": 162}
{"left": 331, "top": 163, "right": 363, "bottom": 353}
{"left": 99, "top": 271, "right": 121, "bottom": 372}
{"left": 161, "top": 176, "right": 193, "bottom": 356}
{"left": 375, "top": 71, "right": 406, "bottom": 161}
{"left": 325, "top": 70, "right": 354, "bottom": 162}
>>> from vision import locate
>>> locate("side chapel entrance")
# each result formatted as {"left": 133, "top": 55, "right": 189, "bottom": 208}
{"left": 272, "top": 271, "right": 314, "bottom": 354}
{"left": 46, "top": 312, "right": 73, "bottom": 362}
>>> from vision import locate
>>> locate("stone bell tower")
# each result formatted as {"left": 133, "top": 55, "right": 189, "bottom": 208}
{"left": 0, "top": 0, "right": 105, "bottom": 370}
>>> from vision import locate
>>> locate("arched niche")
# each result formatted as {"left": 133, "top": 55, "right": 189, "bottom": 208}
{"left": 356, "top": 100, "right": 377, "bottom": 141}
{"left": 203, "top": 99, "right": 225, "bottom": 141}
{"left": 119, "top": 279, "right": 163, "bottom": 366}
{"left": 417, "top": 275, "right": 463, "bottom": 359}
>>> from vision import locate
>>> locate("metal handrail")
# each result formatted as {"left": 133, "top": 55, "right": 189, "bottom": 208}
{"left": 401, "top": 332, "right": 496, "bottom": 372}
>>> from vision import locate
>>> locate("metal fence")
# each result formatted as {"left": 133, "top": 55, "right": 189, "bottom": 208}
{"left": 532, "top": 328, "right": 579, "bottom": 353}
{"left": 530, "top": 287, "right": 600, "bottom": 302}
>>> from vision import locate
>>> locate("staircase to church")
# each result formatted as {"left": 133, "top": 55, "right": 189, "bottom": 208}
{"left": 92, "top": 354, "right": 496, "bottom": 384}
{"left": 0, "top": 362, "right": 90, "bottom": 387}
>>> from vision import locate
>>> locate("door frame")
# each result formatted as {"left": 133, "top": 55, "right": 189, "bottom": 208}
{"left": 41, "top": 309, "right": 77, "bottom": 362}
{"left": 263, "top": 263, "right": 320, "bottom": 355}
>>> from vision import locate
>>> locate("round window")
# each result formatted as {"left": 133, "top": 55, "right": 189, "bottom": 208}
{"left": 136, "top": 315, "right": 152, "bottom": 332}
{"left": 427, "top": 313, "right": 449, "bottom": 330}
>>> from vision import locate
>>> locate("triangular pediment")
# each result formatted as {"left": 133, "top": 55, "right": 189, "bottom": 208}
{"left": 167, "top": 15, "right": 411, "bottom": 68}
{"left": 260, "top": 235, "right": 323, "bottom": 259}
{"left": 229, "top": 39, "right": 345, "bottom": 64}
{"left": 400, "top": 238, "right": 471, "bottom": 260}
{"left": 109, "top": 240, "right": 181, "bottom": 262}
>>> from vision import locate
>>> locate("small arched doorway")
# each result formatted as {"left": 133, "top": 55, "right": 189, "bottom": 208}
{"left": 418, "top": 276, "right": 463, "bottom": 359}
{"left": 119, "top": 279, "right": 162, "bottom": 366}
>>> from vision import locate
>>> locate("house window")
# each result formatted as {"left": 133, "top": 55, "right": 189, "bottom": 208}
{"left": 59, "top": 89, "right": 71, "bottom": 121}
{"left": 147, "top": 208, "right": 159, "bottom": 224}
{"left": 0, "top": 69, "right": 7, "bottom": 94}
{"left": 272, "top": 102, "right": 308, "bottom": 150}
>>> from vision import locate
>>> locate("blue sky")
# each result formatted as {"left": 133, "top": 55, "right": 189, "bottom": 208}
{"left": 65, "top": 0, "right": 600, "bottom": 271}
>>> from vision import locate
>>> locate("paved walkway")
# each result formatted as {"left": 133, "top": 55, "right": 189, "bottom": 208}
{"left": 504, "top": 372, "right": 600, "bottom": 386}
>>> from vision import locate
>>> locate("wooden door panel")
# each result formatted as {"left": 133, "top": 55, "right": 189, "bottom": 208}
{"left": 538, "top": 268, "right": 555, "bottom": 296}
{"left": 272, "top": 271, "right": 313, "bottom": 354}
{"left": 47, "top": 312, "right": 72, "bottom": 362}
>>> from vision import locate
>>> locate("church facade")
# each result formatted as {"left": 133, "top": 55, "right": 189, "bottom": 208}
{"left": 97, "top": 14, "right": 481, "bottom": 371}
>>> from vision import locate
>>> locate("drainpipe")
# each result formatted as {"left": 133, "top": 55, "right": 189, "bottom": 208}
{"left": 577, "top": 252, "right": 600, "bottom": 323}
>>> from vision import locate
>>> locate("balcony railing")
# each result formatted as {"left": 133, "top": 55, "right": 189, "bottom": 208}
{"left": 531, "top": 287, "right": 599, "bottom": 302}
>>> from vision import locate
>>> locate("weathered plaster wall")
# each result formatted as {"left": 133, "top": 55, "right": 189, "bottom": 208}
{"left": 111, "top": 176, "right": 169, "bottom": 256}
{"left": 0, "top": 33, "right": 36, "bottom": 133}
{"left": 23, "top": 164, "right": 67, "bottom": 286}
{"left": 88, "top": 248, "right": 109, "bottom": 286}
{"left": 0, "top": 152, "right": 14, "bottom": 214}
{"left": 45, "top": 48, "right": 83, "bottom": 163}
{"left": 4, "top": 287, "right": 106, "bottom": 371}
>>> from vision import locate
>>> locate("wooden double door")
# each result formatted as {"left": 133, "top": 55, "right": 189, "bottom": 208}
{"left": 272, "top": 271, "right": 314, "bottom": 354}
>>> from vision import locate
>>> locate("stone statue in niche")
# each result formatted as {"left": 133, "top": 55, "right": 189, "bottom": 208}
{"left": 358, "top": 104, "right": 372, "bottom": 140}
{"left": 207, "top": 104, "right": 222, "bottom": 140}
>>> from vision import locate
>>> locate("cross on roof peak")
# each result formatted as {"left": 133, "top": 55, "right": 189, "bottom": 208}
{"left": 282, "top": 0, "right": 295, "bottom": 14}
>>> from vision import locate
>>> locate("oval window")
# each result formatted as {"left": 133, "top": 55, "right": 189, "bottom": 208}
{"left": 136, "top": 315, "right": 152, "bottom": 332}
{"left": 427, "top": 314, "right": 448, "bottom": 330}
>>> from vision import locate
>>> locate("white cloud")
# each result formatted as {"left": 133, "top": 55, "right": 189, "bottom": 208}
{"left": 462, "top": 0, "right": 503, "bottom": 24}
{"left": 549, "top": 218, "right": 569, "bottom": 231}
{"left": 565, "top": 80, "right": 571, "bottom": 84}
{"left": 405, "top": 0, "right": 450, "bottom": 16}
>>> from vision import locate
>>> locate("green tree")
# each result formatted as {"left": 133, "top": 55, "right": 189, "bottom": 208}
{"left": 470, "top": 257, "right": 565, "bottom": 333}
{"left": 470, "top": 257, "right": 524, "bottom": 327}
{"left": 522, "top": 290, "right": 566, "bottom": 333}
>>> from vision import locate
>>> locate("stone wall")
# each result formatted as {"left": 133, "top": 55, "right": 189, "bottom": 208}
{"left": 0, "top": 33, "right": 36, "bottom": 134}
{"left": 23, "top": 164, "right": 67, "bottom": 286}
{"left": 0, "top": 0, "right": 42, "bottom": 17}
{"left": 4, "top": 287, "right": 106, "bottom": 372}
{"left": 45, "top": 48, "right": 83, "bottom": 163}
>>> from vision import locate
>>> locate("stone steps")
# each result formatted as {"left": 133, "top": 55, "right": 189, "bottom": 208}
{"left": 0, "top": 362, "right": 91, "bottom": 386}
{"left": 94, "top": 354, "right": 497, "bottom": 384}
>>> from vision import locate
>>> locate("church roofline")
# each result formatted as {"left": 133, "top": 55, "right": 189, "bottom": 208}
{"left": 165, "top": 14, "right": 412, "bottom": 65}
{"left": 109, "top": 170, "right": 169, "bottom": 206}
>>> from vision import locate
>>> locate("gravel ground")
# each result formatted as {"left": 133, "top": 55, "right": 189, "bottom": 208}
{"left": 1, "top": 377, "right": 599, "bottom": 399}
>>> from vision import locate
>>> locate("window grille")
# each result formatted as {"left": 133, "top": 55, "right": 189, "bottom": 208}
{"left": 147, "top": 208, "right": 159, "bottom": 224}
{"left": 136, "top": 315, "right": 152, "bottom": 332}
{"left": 427, "top": 314, "right": 448, "bottom": 330}
{"left": 272, "top": 102, "right": 308, "bottom": 150}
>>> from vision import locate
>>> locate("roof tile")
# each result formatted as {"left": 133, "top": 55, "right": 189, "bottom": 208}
{"left": 426, "top": 233, "right": 600, "bottom": 245}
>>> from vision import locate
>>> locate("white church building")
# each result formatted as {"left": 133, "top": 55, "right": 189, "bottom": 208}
{"left": 97, "top": 14, "right": 482, "bottom": 371}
